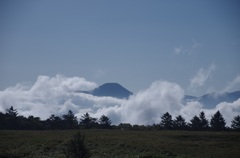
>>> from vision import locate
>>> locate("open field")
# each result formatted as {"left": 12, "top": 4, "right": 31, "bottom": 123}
{"left": 0, "top": 130, "right": 240, "bottom": 158}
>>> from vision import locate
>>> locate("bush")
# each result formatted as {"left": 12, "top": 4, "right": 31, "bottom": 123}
{"left": 64, "top": 132, "right": 90, "bottom": 158}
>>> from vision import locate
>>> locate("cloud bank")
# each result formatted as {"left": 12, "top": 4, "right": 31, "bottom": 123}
{"left": 0, "top": 75, "right": 239, "bottom": 126}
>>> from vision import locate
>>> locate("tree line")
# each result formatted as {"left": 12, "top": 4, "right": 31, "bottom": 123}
{"left": 0, "top": 106, "right": 240, "bottom": 131}
{"left": 0, "top": 106, "right": 111, "bottom": 130}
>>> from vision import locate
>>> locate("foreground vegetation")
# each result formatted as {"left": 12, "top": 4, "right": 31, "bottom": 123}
{"left": 1, "top": 129, "right": 240, "bottom": 158}
{"left": 1, "top": 106, "right": 240, "bottom": 157}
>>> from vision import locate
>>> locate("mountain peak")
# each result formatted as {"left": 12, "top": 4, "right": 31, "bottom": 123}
{"left": 82, "top": 83, "right": 133, "bottom": 99}
{"left": 99, "top": 83, "right": 123, "bottom": 88}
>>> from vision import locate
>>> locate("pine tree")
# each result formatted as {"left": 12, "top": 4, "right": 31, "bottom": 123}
{"left": 62, "top": 110, "right": 78, "bottom": 129}
{"left": 6, "top": 106, "right": 18, "bottom": 117}
{"left": 64, "top": 132, "right": 90, "bottom": 158}
{"left": 5, "top": 106, "right": 18, "bottom": 129}
{"left": 160, "top": 112, "right": 173, "bottom": 130}
{"left": 99, "top": 115, "right": 111, "bottom": 129}
{"left": 210, "top": 111, "right": 226, "bottom": 131}
{"left": 199, "top": 111, "right": 209, "bottom": 130}
{"left": 173, "top": 115, "right": 187, "bottom": 130}
{"left": 231, "top": 115, "right": 240, "bottom": 131}
{"left": 0, "top": 112, "right": 5, "bottom": 129}
{"left": 80, "top": 113, "right": 97, "bottom": 129}
{"left": 189, "top": 115, "right": 201, "bottom": 131}
{"left": 47, "top": 114, "right": 63, "bottom": 129}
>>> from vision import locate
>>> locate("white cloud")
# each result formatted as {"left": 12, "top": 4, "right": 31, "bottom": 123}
{"left": 224, "top": 75, "right": 240, "bottom": 92}
{"left": 174, "top": 39, "right": 202, "bottom": 55}
{"left": 174, "top": 47, "right": 182, "bottom": 55}
{"left": 0, "top": 74, "right": 239, "bottom": 126}
{"left": 190, "top": 64, "right": 216, "bottom": 88}
{"left": 0, "top": 75, "right": 98, "bottom": 118}
{"left": 180, "top": 101, "right": 203, "bottom": 121}
{"left": 119, "top": 81, "right": 185, "bottom": 125}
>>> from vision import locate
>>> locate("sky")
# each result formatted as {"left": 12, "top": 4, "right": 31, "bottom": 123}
{"left": 0, "top": 1, "right": 240, "bottom": 125}
{"left": 1, "top": 0, "right": 240, "bottom": 96}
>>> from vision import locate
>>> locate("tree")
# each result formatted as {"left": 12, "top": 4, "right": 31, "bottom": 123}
{"left": 5, "top": 106, "right": 18, "bottom": 129}
{"left": 6, "top": 106, "right": 18, "bottom": 117}
{"left": 189, "top": 115, "right": 201, "bottom": 131}
{"left": 99, "top": 115, "right": 111, "bottom": 129}
{"left": 118, "top": 123, "right": 132, "bottom": 130}
{"left": 199, "top": 111, "right": 209, "bottom": 130}
{"left": 160, "top": 112, "right": 173, "bottom": 130}
{"left": 64, "top": 132, "right": 90, "bottom": 158}
{"left": 62, "top": 110, "right": 78, "bottom": 129}
{"left": 80, "top": 113, "right": 97, "bottom": 129}
{"left": 26, "top": 116, "right": 43, "bottom": 130}
{"left": 0, "top": 112, "right": 6, "bottom": 129}
{"left": 189, "top": 112, "right": 210, "bottom": 131}
{"left": 173, "top": 115, "right": 187, "bottom": 130}
{"left": 210, "top": 111, "right": 226, "bottom": 131}
{"left": 17, "top": 115, "right": 29, "bottom": 130}
{"left": 46, "top": 114, "right": 63, "bottom": 129}
{"left": 231, "top": 115, "right": 240, "bottom": 131}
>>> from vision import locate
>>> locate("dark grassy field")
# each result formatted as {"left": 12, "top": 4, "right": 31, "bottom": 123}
{"left": 0, "top": 130, "right": 240, "bottom": 158}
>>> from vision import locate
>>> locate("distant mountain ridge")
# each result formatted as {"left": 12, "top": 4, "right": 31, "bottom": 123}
{"left": 81, "top": 83, "right": 133, "bottom": 99}
{"left": 80, "top": 83, "right": 240, "bottom": 108}
{"left": 183, "top": 91, "right": 240, "bottom": 108}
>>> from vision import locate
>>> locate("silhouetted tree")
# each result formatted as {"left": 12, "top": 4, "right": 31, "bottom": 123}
{"left": 99, "top": 115, "right": 111, "bottom": 129}
{"left": 118, "top": 123, "right": 132, "bottom": 130}
{"left": 80, "top": 113, "right": 97, "bottom": 129}
{"left": 6, "top": 106, "right": 18, "bottom": 117}
{"left": 173, "top": 115, "right": 187, "bottom": 130}
{"left": 17, "top": 115, "right": 29, "bottom": 130}
{"left": 0, "top": 112, "right": 6, "bottom": 129}
{"left": 189, "top": 112, "right": 209, "bottom": 131}
{"left": 64, "top": 132, "right": 90, "bottom": 158}
{"left": 231, "top": 115, "right": 240, "bottom": 131}
{"left": 5, "top": 106, "right": 18, "bottom": 129}
{"left": 27, "top": 116, "right": 43, "bottom": 130}
{"left": 189, "top": 115, "right": 201, "bottom": 131}
{"left": 199, "top": 111, "right": 209, "bottom": 130}
{"left": 210, "top": 111, "right": 226, "bottom": 131}
{"left": 46, "top": 114, "right": 64, "bottom": 129}
{"left": 132, "top": 124, "right": 148, "bottom": 130}
{"left": 63, "top": 110, "right": 78, "bottom": 129}
{"left": 160, "top": 112, "right": 173, "bottom": 130}
{"left": 152, "top": 123, "right": 161, "bottom": 130}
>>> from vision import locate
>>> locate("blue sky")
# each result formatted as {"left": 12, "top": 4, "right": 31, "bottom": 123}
{"left": 1, "top": 0, "right": 240, "bottom": 96}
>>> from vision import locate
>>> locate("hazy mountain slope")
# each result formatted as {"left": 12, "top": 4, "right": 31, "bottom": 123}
{"left": 183, "top": 91, "right": 240, "bottom": 108}
{"left": 81, "top": 83, "right": 133, "bottom": 99}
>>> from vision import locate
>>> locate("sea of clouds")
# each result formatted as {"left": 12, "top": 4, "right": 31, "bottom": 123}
{"left": 0, "top": 75, "right": 239, "bottom": 126}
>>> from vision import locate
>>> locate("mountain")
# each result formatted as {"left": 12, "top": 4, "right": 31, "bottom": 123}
{"left": 81, "top": 83, "right": 133, "bottom": 99}
{"left": 81, "top": 83, "right": 240, "bottom": 106}
{"left": 182, "top": 95, "right": 198, "bottom": 105}
{"left": 183, "top": 91, "right": 240, "bottom": 108}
